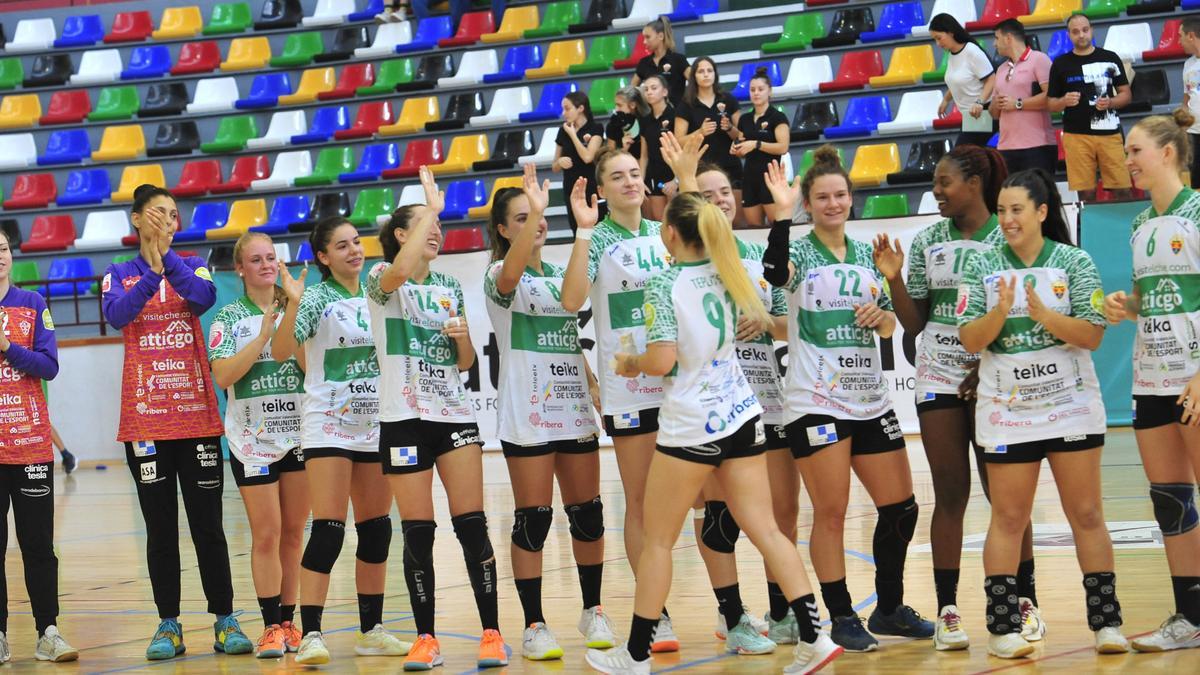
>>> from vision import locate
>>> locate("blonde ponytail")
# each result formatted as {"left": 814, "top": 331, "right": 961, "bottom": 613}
{"left": 677, "top": 197, "right": 772, "bottom": 327}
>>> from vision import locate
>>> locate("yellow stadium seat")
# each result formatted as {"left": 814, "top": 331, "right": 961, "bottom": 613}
{"left": 152, "top": 6, "right": 203, "bottom": 39}
{"left": 91, "top": 124, "right": 146, "bottom": 161}
{"left": 1018, "top": 0, "right": 1081, "bottom": 26}
{"left": 431, "top": 134, "right": 490, "bottom": 175}
{"left": 220, "top": 37, "right": 272, "bottom": 72}
{"left": 378, "top": 96, "right": 441, "bottom": 136}
{"left": 277, "top": 67, "right": 336, "bottom": 105}
{"left": 868, "top": 45, "right": 935, "bottom": 88}
{"left": 361, "top": 235, "right": 383, "bottom": 258}
{"left": 111, "top": 164, "right": 167, "bottom": 202}
{"left": 480, "top": 6, "right": 539, "bottom": 43}
{"left": 468, "top": 176, "right": 522, "bottom": 219}
{"left": 849, "top": 143, "right": 901, "bottom": 187}
{"left": 206, "top": 199, "right": 267, "bottom": 239}
{"left": 525, "top": 39, "right": 586, "bottom": 79}
{"left": 0, "top": 94, "right": 42, "bottom": 130}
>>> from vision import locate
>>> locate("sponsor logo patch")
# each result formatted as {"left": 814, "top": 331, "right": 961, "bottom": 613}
{"left": 806, "top": 424, "right": 838, "bottom": 446}
{"left": 390, "top": 446, "right": 419, "bottom": 467}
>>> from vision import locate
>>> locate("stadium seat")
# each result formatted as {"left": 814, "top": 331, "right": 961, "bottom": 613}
{"left": 339, "top": 143, "right": 400, "bottom": 182}
{"left": 44, "top": 258, "right": 96, "bottom": 297}
{"left": 824, "top": 95, "right": 891, "bottom": 138}
{"left": 383, "top": 138, "right": 445, "bottom": 178}
{"left": 397, "top": 16, "right": 453, "bottom": 52}
{"left": 848, "top": 143, "right": 901, "bottom": 186}
{"left": 255, "top": 0, "right": 303, "bottom": 30}
{"left": 252, "top": 150, "right": 313, "bottom": 190}
{"left": 589, "top": 77, "right": 627, "bottom": 115}
{"left": 442, "top": 226, "right": 486, "bottom": 252}
{"left": 207, "top": 199, "right": 267, "bottom": 239}
{"left": 1103, "top": 22, "right": 1153, "bottom": 63}
{"left": 667, "top": 0, "right": 718, "bottom": 21}
{"left": 348, "top": 0, "right": 386, "bottom": 21}
{"left": 484, "top": 45, "right": 544, "bottom": 84}
{"left": 75, "top": 211, "right": 130, "bottom": 250}
{"left": 25, "top": 54, "right": 73, "bottom": 88}
{"left": 0, "top": 95, "right": 41, "bottom": 130}
{"left": 56, "top": 15, "right": 104, "bottom": 47}
{"left": 912, "top": 0, "right": 977, "bottom": 36}
{"left": 861, "top": 2, "right": 924, "bottom": 42}
{"left": 1081, "top": 0, "right": 1127, "bottom": 18}
{"left": 57, "top": 169, "right": 112, "bottom": 206}
{"left": 19, "top": 216, "right": 74, "bottom": 254}
{"left": 40, "top": 91, "right": 92, "bottom": 126}
{"left": 482, "top": 5, "right": 541, "bottom": 42}
{"left": 428, "top": 93, "right": 486, "bottom": 131}
{"left": 359, "top": 235, "right": 383, "bottom": 257}
{"left": 570, "top": 35, "right": 629, "bottom": 75}
{"left": 319, "top": 63, "right": 375, "bottom": 101}
{"left": 357, "top": 22, "right": 412, "bottom": 58}
{"left": 861, "top": 194, "right": 909, "bottom": 218}
{"left": 396, "top": 54, "right": 455, "bottom": 92}
{"left": 966, "top": 0, "right": 1029, "bottom": 31}
{"left": 171, "top": 41, "right": 222, "bottom": 75}
{"left": 212, "top": 155, "right": 270, "bottom": 193}
{"left": 439, "top": 50, "right": 500, "bottom": 87}
{"left": 5, "top": 174, "right": 57, "bottom": 209}
{"left": 432, "top": 134, "right": 489, "bottom": 175}
{"left": 1125, "top": 68, "right": 1169, "bottom": 113}
{"left": 932, "top": 104, "right": 962, "bottom": 129}
{"left": 612, "top": 32, "right": 651, "bottom": 68}
{"left": 89, "top": 86, "right": 139, "bottom": 122}
{"left": 7, "top": 19, "right": 56, "bottom": 54}
{"left": 204, "top": 2, "right": 253, "bottom": 35}
{"left": 292, "top": 106, "right": 350, "bottom": 143}
{"left": 187, "top": 77, "right": 240, "bottom": 114}
{"left": 471, "top": 87, "right": 534, "bottom": 127}
{"left": 335, "top": 101, "right": 395, "bottom": 139}
{"left": 922, "top": 51, "right": 949, "bottom": 84}
{"left": 888, "top": 138, "right": 950, "bottom": 183}
{"left": 175, "top": 202, "right": 229, "bottom": 242}
{"left": 917, "top": 191, "right": 938, "bottom": 213}
{"left": 1144, "top": 19, "right": 1186, "bottom": 61}
{"left": 791, "top": 101, "right": 839, "bottom": 142}
{"left": 1017, "top": 0, "right": 1080, "bottom": 26}
{"left": 0, "top": 133, "right": 36, "bottom": 169}
{"left": 154, "top": 7, "right": 204, "bottom": 39}
{"left": 442, "top": 11, "right": 496, "bottom": 47}
{"left": 763, "top": 13, "right": 825, "bottom": 53}
{"left": 869, "top": 45, "right": 935, "bottom": 87}
{"left": 612, "top": 0, "right": 670, "bottom": 28}
{"left": 876, "top": 90, "right": 942, "bottom": 134}
{"left": 37, "top": 130, "right": 92, "bottom": 166}
{"left": 293, "top": 192, "right": 352, "bottom": 232}
{"left": 247, "top": 111, "right": 308, "bottom": 150}
{"left": 518, "top": 127, "right": 559, "bottom": 167}
{"left": 0, "top": 59, "right": 24, "bottom": 90}
{"left": 10, "top": 260, "right": 41, "bottom": 287}
{"left": 527, "top": 1, "right": 582, "bottom": 39}
{"left": 314, "top": 26, "right": 371, "bottom": 62}
{"left": 146, "top": 121, "right": 200, "bottom": 157}
{"left": 519, "top": 82, "right": 579, "bottom": 122}
{"left": 351, "top": 58, "right": 410, "bottom": 94}
{"left": 236, "top": 73, "right": 293, "bottom": 109}
{"left": 812, "top": 8, "right": 874, "bottom": 49}
{"left": 105, "top": 11, "right": 154, "bottom": 43}
{"left": 396, "top": 184, "right": 428, "bottom": 207}
{"left": 278, "top": 67, "right": 336, "bottom": 104}
{"left": 378, "top": 96, "right": 438, "bottom": 136}
{"left": 439, "top": 180, "right": 488, "bottom": 219}
{"left": 296, "top": 241, "right": 314, "bottom": 261}
{"left": 1046, "top": 29, "right": 1074, "bottom": 60}
{"left": 295, "top": 147, "right": 355, "bottom": 186}
{"left": 121, "top": 46, "right": 172, "bottom": 80}
{"left": 91, "top": 125, "right": 146, "bottom": 161}
{"left": 139, "top": 83, "right": 188, "bottom": 119}
{"left": 222, "top": 37, "right": 272, "bottom": 71}
{"left": 819, "top": 50, "right": 884, "bottom": 93}
{"left": 775, "top": 55, "right": 834, "bottom": 97}
{"left": 200, "top": 115, "right": 259, "bottom": 153}
{"left": 253, "top": 195, "right": 310, "bottom": 234}
{"left": 571, "top": 0, "right": 628, "bottom": 33}
{"left": 173, "top": 159, "right": 225, "bottom": 197}
{"left": 111, "top": 164, "right": 167, "bottom": 202}
{"left": 1126, "top": 0, "right": 1176, "bottom": 15}
{"left": 468, "top": 177, "right": 523, "bottom": 218}
{"left": 474, "top": 130, "right": 535, "bottom": 171}
{"left": 272, "top": 32, "right": 325, "bottom": 67}
{"left": 304, "top": 0, "right": 355, "bottom": 26}
{"left": 348, "top": 187, "right": 394, "bottom": 226}
{"left": 731, "top": 61, "right": 783, "bottom": 100}
{"left": 527, "top": 39, "right": 586, "bottom": 79}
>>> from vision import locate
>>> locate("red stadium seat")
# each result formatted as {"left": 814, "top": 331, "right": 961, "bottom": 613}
{"left": 440, "top": 11, "right": 496, "bottom": 47}
{"left": 333, "top": 102, "right": 395, "bottom": 140}
{"left": 818, "top": 50, "right": 884, "bottom": 93}
{"left": 966, "top": 0, "right": 1028, "bottom": 31}
{"left": 442, "top": 226, "right": 485, "bottom": 252}
{"left": 104, "top": 11, "right": 154, "bottom": 43}
{"left": 171, "top": 41, "right": 222, "bottom": 75}
{"left": 317, "top": 63, "right": 376, "bottom": 101}
{"left": 1143, "top": 19, "right": 1185, "bottom": 61}
{"left": 211, "top": 155, "right": 270, "bottom": 193}
{"left": 382, "top": 138, "right": 445, "bottom": 178}
{"left": 173, "top": 159, "right": 225, "bottom": 197}
{"left": 39, "top": 90, "right": 92, "bottom": 125}
{"left": 4, "top": 173, "right": 58, "bottom": 209}
{"left": 612, "top": 33, "right": 649, "bottom": 69}
{"left": 21, "top": 215, "right": 76, "bottom": 252}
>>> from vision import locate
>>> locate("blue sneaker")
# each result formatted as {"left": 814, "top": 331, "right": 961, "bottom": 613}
{"left": 867, "top": 605, "right": 935, "bottom": 639}
{"left": 830, "top": 615, "right": 879, "bottom": 652}
{"left": 214, "top": 614, "right": 254, "bottom": 655}
{"left": 146, "top": 619, "right": 186, "bottom": 661}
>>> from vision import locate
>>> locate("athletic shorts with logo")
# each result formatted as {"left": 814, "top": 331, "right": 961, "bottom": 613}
{"left": 379, "top": 419, "right": 483, "bottom": 474}
{"left": 228, "top": 447, "right": 305, "bottom": 487}
{"left": 1132, "top": 395, "right": 1188, "bottom": 430}
{"left": 502, "top": 436, "right": 600, "bottom": 458}
{"left": 787, "top": 409, "right": 905, "bottom": 459}
{"left": 981, "top": 433, "right": 1105, "bottom": 463}
{"left": 657, "top": 416, "right": 766, "bottom": 467}
{"left": 602, "top": 408, "right": 660, "bottom": 437}
{"left": 915, "top": 392, "right": 972, "bottom": 415}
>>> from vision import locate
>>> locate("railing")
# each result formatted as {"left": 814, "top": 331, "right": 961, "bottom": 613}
{"left": 15, "top": 275, "right": 109, "bottom": 336}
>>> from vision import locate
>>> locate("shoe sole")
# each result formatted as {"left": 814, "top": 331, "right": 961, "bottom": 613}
{"left": 296, "top": 653, "right": 331, "bottom": 665}
{"left": 256, "top": 648, "right": 285, "bottom": 659}
{"left": 146, "top": 646, "right": 185, "bottom": 660}
{"left": 36, "top": 651, "right": 79, "bottom": 663}
{"left": 477, "top": 658, "right": 509, "bottom": 668}
{"left": 522, "top": 648, "right": 564, "bottom": 660}
{"left": 1096, "top": 643, "right": 1129, "bottom": 654}
{"left": 585, "top": 639, "right": 616, "bottom": 649}
{"left": 728, "top": 644, "right": 776, "bottom": 655}
{"left": 988, "top": 644, "right": 1035, "bottom": 659}
{"left": 650, "top": 639, "right": 679, "bottom": 653}
{"left": 805, "top": 646, "right": 844, "bottom": 674}
{"left": 934, "top": 639, "right": 970, "bottom": 651}
{"left": 404, "top": 656, "right": 444, "bottom": 671}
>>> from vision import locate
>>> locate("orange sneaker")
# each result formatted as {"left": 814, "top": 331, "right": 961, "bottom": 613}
{"left": 255, "top": 624, "right": 286, "bottom": 659}
{"left": 477, "top": 629, "right": 510, "bottom": 668}
{"left": 403, "top": 634, "right": 443, "bottom": 671}
{"left": 280, "top": 621, "right": 302, "bottom": 653}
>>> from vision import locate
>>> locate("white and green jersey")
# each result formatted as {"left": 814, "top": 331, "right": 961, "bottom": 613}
{"left": 586, "top": 216, "right": 668, "bottom": 421}
{"left": 644, "top": 261, "right": 762, "bottom": 447}
{"left": 956, "top": 240, "right": 1107, "bottom": 447}
{"left": 783, "top": 232, "right": 894, "bottom": 422}
{"left": 907, "top": 216, "right": 1005, "bottom": 399}
{"left": 294, "top": 279, "right": 380, "bottom": 453}
{"left": 1129, "top": 189, "right": 1200, "bottom": 395}
{"left": 738, "top": 238, "right": 787, "bottom": 427}
{"left": 209, "top": 297, "right": 303, "bottom": 467}
{"left": 366, "top": 263, "right": 475, "bottom": 424}
{"left": 484, "top": 259, "right": 599, "bottom": 445}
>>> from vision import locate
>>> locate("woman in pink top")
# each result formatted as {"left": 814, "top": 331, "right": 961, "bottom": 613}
{"left": 990, "top": 19, "right": 1058, "bottom": 175}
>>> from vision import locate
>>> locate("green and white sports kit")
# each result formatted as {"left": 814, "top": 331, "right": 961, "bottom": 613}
{"left": 644, "top": 261, "right": 764, "bottom": 458}
{"left": 906, "top": 216, "right": 1005, "bottom": 402}
{"left": 209, "top": 297, "right": 304, "bottom": 474}
{"left": 294, "top": 279, "right": 380, "bottom": 454}
{"left": 586, "top": 216, "right": 668, "bottom": 430}
{"left": 484, "top": 259, "right": 599, "bottom": 446}
{"left": 956, "top": 240, "right": 1107, "bottom": 450}
{"left": 737, "top": 239, "right": 788, "bottom": 435}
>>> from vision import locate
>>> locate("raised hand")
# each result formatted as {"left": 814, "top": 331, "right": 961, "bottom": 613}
{"left": 259, "top": 302, "right": 279, "bottom": 342}
{"left": 995, "top": 275, "right": 1016, "bottom": 314}
{"left": 1025, "top": 281, "right": 1054, "bottom": 323}
{"left": 418, "top": 165, "right": 445, "bottom": 215}
{"left": 660, "top": 131, "right": 705, "bottom": 186}
{"left": 278, "top": 260, "right": 308, "bottom": 304}
{"left": 522, "top": 162, "right": 551, "bottom": 214}
{"left": 764, "top": 160, "right": 801, "bottom": 222}
{"left": 872, "top": 234, "right": 905, "bottom": 282}
{"left": 569, "top": 176, "right": 600, "bottom": 231}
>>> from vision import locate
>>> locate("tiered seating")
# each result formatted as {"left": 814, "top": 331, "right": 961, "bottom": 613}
{"left": 56, "top": 15, "right": 104, "bottom": 48}
{"left": 820, "top": 51, "right": 884, "bottom": 93}
{"left": 340, "top": 143, "right": 401, "bottom": 182}
{"left": 105, "top": 11, "right": 154, "bottom": 43}
{"left": 483, "top": 6, "right": 541, "bottom": 42}
{"left": 273, "top": 32, "right": 325, "bottom": 67}
{"left": 442, "top": 11, "right": 496, "bottom": 47}
{"left": 384, "top": 139, "right": 444, "bottom": 178}
{"left": 398, "top": 17, "right": 453, "bottom": 53}
{"left": 0, "top": 133, "right": 36, "bottom": 169}
{"left": 20, "top": 215, "right": 75, "bottom": 252}
{"left": 212, "top": 155, "right": 271, "bottom": 193}
{"left": 825, "top": 96, "right": 891, "bottom": 138}
{"left": 147, "top": 122, "right": 201, "bottom": 157}
{"left": 153, "top": 7, "right": 204, "bottom": 39}
{"left": 172, "top": 41, "right": 222, "bottom": 75}
{"left": 75, "top": 211, "right": 131, "bottom": 250}
{"left": 112, "top": 164, "right": 167, "bottom": 202}
{"left": 861, "top": 3, "right": 924, "bottom": 43}
{"left": 253, "top": 151, "right": 313, "bottom": 190}
{"left": 90, "top": 87, "right": 141, "bottom": 122}
{"left": 174, "top": 159, "right": 225, "bottom": 197}
{"left": 440, "top": 50, "right": 500, "bottom": 87}
{"left": 348, "top": 188, "right": 394, "bottom": 226}
{"left": 38, "top": 130, "right": 92, "bottom": 166}
{"left": 316, "top": 27, "right": 370, "bottom": 62}
{"left": 255, "top": 195, "right": 310, "bottom": 234}
{"left": 280, "top": 67, "right": 336, "bottom": 104}
{"left": 520, "top": 83, "right": 578, "bottom": 122}
{"left": 813, "top": 8, "right": 873, "bottom": 49}
{"left": 140, "top": 84, "right": 189, "bottom": 118}
{"left": 40, "top": 91, "right": 91, "bottom": 126}
{"left": 248, "top": 111, "right": 309, "bottom": 149}
{"left": 25, "top": 55, "right": 73, "bottom": 88}
{"left": 204, "top": 2, "right": 253, "bottom": 35}
{"left": 57, "top": 170, "right": 112, "bottom": 206}
{"left": 92, "top": 125, "right": 146, "bottom": 162}
{"left": 121, "top": 46, "right": 173, "bottom": 80}
{"left": 8, "top": 19, "right": 56, "bottom": 54}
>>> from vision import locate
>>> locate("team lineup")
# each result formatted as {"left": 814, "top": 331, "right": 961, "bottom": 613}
{"left": 0, "top": 110, "right": 1199, "bottom": 672}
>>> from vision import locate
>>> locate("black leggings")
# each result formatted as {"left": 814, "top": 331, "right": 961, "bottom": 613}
{"left": 125, "top": 437, "right": 233, "bottom": 619}
{"left": 0, "top": 462, "right": 58, "bottom": 634}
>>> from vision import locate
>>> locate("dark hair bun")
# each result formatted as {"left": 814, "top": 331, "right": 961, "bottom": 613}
{"left": 812, "top": 144, "right": 842, "bottom": 169}
{"left": 1174, "top": 107, "right": 1196, "bottom": 131}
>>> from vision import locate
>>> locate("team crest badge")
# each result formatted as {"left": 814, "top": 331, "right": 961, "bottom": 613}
{"left": 1052, "top": 280, "right": 1067, "bottom": 299}
{"left": 1171, "top": 234, "right": 1183, "bottom": 254}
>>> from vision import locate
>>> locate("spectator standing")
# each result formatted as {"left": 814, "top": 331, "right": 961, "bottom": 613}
{"left": 1181, "top": 17, "right": 1200, "bottom": 189}
{"left": 929, "top": 14, "right": 997, "bottom": 147}
{"left": 991, "top": 19, "right": 1057, "bottom": 175}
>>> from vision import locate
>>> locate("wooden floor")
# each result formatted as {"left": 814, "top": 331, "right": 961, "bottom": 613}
{"left": 10, "top": 428, "right": 1200, "bottom": 673}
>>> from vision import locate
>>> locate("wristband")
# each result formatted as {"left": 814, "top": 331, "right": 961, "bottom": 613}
{"left": 576, "top": 228, "right": 594, "bottom": 241}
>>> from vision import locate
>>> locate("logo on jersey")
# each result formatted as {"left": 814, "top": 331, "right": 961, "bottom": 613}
{"left": 1090, "top": 288, "right": 1105, "bottom": 315}
{"left": 1052, "top": 280, "right": 1066, "bottom": 299}
{"left": 390, "top": 446, "right": 419, "bottom": 467}
{"left": 209, "top": 321, "right": 225, "bottom": 350}
{"left": 643, "top": 302, "right": 656, "bottom": 330}
{"left": 955, "top": 286, "right": 970, "bottom": 317}
{"left": 195, "top": 266, "right": 212, "bottom": 281}
{"left": 101, "top": 273, "right": 112, "bottom": 294}
{"left": 139, "top": 461, "right": 158, "bottom": 482}
{"left": 37, "top": 308, "right": 53, "bottom": 331}
{"left": 704, "top": 410, "right": 727, "bottom": 434}
{"left": 1171, "top": 234, "right": 1183, "bottom": 254}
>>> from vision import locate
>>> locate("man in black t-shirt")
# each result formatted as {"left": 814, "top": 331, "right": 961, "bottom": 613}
{"left": 1048, "top": 13, "right": 1132, "bottom": 201}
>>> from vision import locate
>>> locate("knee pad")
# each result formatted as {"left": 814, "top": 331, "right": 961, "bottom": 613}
{"left": 301, "top": 519, "right": 345, "bottom": 574}
{"left": 401, "top": 520, "right": 436, "bottom": 567}
{"left": 451, "top": 511, "right": 495, "bottom": 563}
{"left": 511, "top": 506, "right": 554, "bottom": 553}
{"left": 877, "top": 495, "right": 919, "bottom": 543}
{"left": 1150, "top": 483, "right": 1199, "bottom": 536}
{"left": 354, "top": 515, "right": 392, "bottom": 564}
{"left": 701, "top": 501, "right": 740, "bottom": 554}
{"left": 565, "top": 496, "right": 605, "bottom": 543}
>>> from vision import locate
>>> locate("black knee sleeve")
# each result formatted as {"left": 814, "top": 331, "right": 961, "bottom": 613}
{"left": 355, "top": 515, "right": 392, "bottom": 564}
{"left": 565, "top": 496, "right": 604, "bottom": 543}
{"left": 401, "top": 520, "right": 436, "bottom": 567}
{"left": 1150, "top": 483, "right": 1199, "bottom": 536}
{"left": 301, "top": 519, "right": 345, "bottom": 574}
{"left": 451, "top": 511, "right": 495, "bottom": 563}
{"left": 877, "top": 495, "right": 919, "bottom": 543}
{"left": 511, "top": 506, "right": 554, "bottom": 552}
{"left": 701, "top": 500, "right": 741, "bottom": 554}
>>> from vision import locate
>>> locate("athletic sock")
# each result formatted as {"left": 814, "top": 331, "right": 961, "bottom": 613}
{"left": 1082, "top": 572, "right": 1122, "bottom": 630}
{"left": 788, "top": 593, "right": 821, "bottom": 644}
{"left": 627, "top": 614, "right": 659, "bottom": 662}
{"left": 280, "top": 604, "right": 296, "bottom": 624}
{"left": 258, "top": 595, "right": 282, "bottom": 626}
{"left": 577, "top": 563, "right": 603, "bottom": 609}
{"left": 713, "top": 584, "right": 743, "bottom": 631}
{"left": 767, "top": 581, "right": 789, "bottom": 621}
{"left": 358, "top": 593, "right": 384, "bottom": 633}
{"left": 1017, "top": 558, "right": 1038, "bottom": 606}
{"left": 820, "top": 578, "right": 854, "bottom": 619}
{"left": 1171, "top": 576, "right": 1200, "bottom": 625}
{"left": 465, "top": 555, "right": 499, "bottom": 631}
{"left": 873, "top": 495, "right": 918, "bottom": 615}
{"left": 984, "top": 575, "right": 1020, "bottom": 635}
{"left": 515, "top": 577, "right": 545, "bottom": 626}
{"left": 933, "top": 568, "right": 960, "bottom": 611}
{"left": 300, "top": 605, "right": 323, "bottom": 634}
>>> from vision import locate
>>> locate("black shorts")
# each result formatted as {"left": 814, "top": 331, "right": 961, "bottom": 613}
{"left": 501, "top": 435, "right": 600, "bottom": 458}
{"left": 602, "top": 408, "right": 659, "bottom": 437}
{"left": 916, "top": 392, "right": 970, "bottom": 415}
{"left": 787, "top": 409, "right": 906, "bottom": 459}
{"left": 656, "top": 416, "right": 766, "bottom": 466}
{"left": 765, "top": 422, "right": 787, "bottom": 449}
{"left": 741, "top": 164, "right": 775, "bottom": 207}
{"left": 644, "top": 170, "right": 674, "bottom": 197}
{"left": 1132, "top": 395, "right": 1186, "bottom": 430}
{"left": 304, "top": 446, "right": 381, "bottom": 463}
{"left": 980, "top": 433, "right": 1105, "bottom": 463}
{"left": 1000, "top": 145, "right": 1058, "bottom": 175}
{"left": 379, "top": 419, "right": 483, "bottom": 474}
{"left": 229, "top": 447, "right": 305, "bottom": 487}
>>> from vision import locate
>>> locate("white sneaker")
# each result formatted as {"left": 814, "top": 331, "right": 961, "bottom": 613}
{"left": 1094, "top": 626, "right": 1129, "bottom": 654}
{"left": 579, "top": 606, "right": 617, "bottom": 649}
{"left": 585, "top": 643, "right": 650, "bottom": 674}
{"left": 784, "top": 631, "right": 842, "bottom": 674}
{"left": 1019, "top": 598, "right": 1046, "bottom": 641}
{"left": 296, "top": 631, "right": 331, "bottom": 665}
{"left": 35, "top": 625, "right": 79, "bottom": 662}
{"left": 373, "top": 9, "right": 393, "bottom": 22}
{"left": 934, "top": 605, "right": 970, "bottom": 651}
{"left": 0, "top": 632, "right": 8, "bottom": 663}
{"left": 987, "top": 632, "right": 1034, "bottom": 659}
{"left": 714, "top": 608, "right": 768, "bottom": 639}
{"left": 1132, "top": 614, "right": 1200, "bottom": 652}
{"left": 650, "top": 613, "right": 678, "bottom": 653}
{"left": 355, "top": 623, "right": 412, "bottom": 656}
{"left": 522, "top": 622, "right": 563, "bottom": 660}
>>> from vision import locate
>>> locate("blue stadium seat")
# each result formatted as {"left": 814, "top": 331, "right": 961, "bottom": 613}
{"left": 175, "top": 202, "right": 230, "bottom": 242}
{"left": 54, "top": 15, "right": 105, "bottom": 47}
{"left": 46, "top": 258, "right": 96, "bottom": 297}
{"left": 296, "top": 240, "right": 314, "bottom": 261}
{"left": 339, "top": 143, "right": 401, "bottom": 182}
{"left": 824, "top": 95, "right": 891, "bottom": 138}
{"left": 57, "top": 169, "right": 112, "bottom": 206}
{"left": 121, "top": 46, "right": 173, "bottom": 80}
{"left": 730, "top": 61, "right": 783, "bottom": 101}
{"left": 442, "top": 179, "right": 487, "bottom": 220}
{"left": 859, "top": 2, "right": 925, "bottom": 43}
{"left": 396, "top": 16, "right": 453, "bottom": 53}
{"left": 518, "top": 82, "right": 579, "bottom": 122}
{"left": 253, "top": 195, "right": 311, "bottom": 234}
{"left": 348, "top": 0, "right": 386, "bottom": 21}
{"left": 37, "top": 130, "right": 93, "bottom": 166}
{"left": 1046, "top": 29, "right": 1091, "bottom": 60}
{"left": 291, "top": 105, "right": 351, "bottom": 144}
{"left": 666, "top": 0, "right": 718, "bottom": 22}
{"left": 236, "top": 73, "right": 294, "bottom": 109}
{"left": 483, "top": 45, "right": 544, "bottom": 84}
{"left": 1183, "top": 0, "right": 1199, "bottom": 8}
{"left": 987, "top": 132, "right": 999, "bottom": 148}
